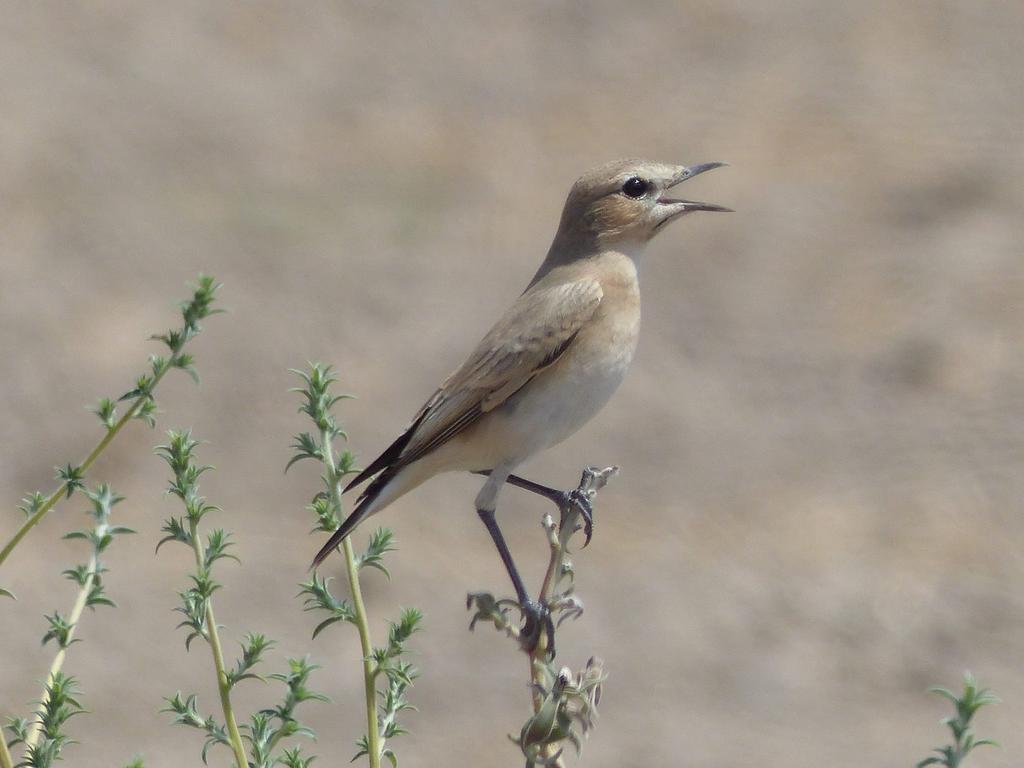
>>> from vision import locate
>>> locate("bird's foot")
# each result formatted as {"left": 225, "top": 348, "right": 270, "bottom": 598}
{"left": 519, "top": 598, "right": 556, "bottom": 657}
{"left": 466, "top": 592, "right": 557, "bottom": 656}
{"left": 558, "top": 488, "right": 594, "bottom": 547}
{"left": 557, "top": 466, "right": 618, "bottom": 548}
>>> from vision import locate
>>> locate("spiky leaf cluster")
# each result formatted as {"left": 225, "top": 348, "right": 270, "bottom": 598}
{"left": 59, "top": 484, "right": 134, "bottom": 614}
{"left": 363, "top": 607, "right": 423, "bottom": 764}
{"left": 119, "top": 274, "right": 222, "bottom": 419}
{"left": 276, "top": 747, "right": 316, "bottom": 768}
{"left": 287, "top": 364, "right": 358, "bottom": 535}
{"left": 290, "top": 364, "right": 423, "bottom": 766}
{"left": 2, "top": 276, "right": 220, "bottom": 605}
{"left": 157, "top": 432, "right": 324, "bottom": 767}
{"left": 163, "top": 692, "right": 230, "bottom": 764}
{"left": 364, "top": 615, "right": 421, "bottom": 767}
{"left": 917, "top": 673, "right": 999, "bottom": 768}
{"left": 174, "top": 569, "right": 220, "bottom": 651}
{"left": 1, "top": 485, "right": 132, "bottom": 768}
{"left": 39, "top": 612, "right": 77, "bottom": 650}
{"left": 226, "top": 633, "right": 273, "bottom": 688}
{"left": 55, "top": 465, "right": 85, "bottom": 499}
{"left": 155, "top": 431, "right": 217, "bottom": 524}
{"left": 290, "top": 365, "right": 354, "bottom": 445}
{"left": 517, "top": 657, "right": 605, "bottom": 766}
{"left": 17, "top": 492, "right": 46, "bottom": 519}
{"left": 0, "top": 276, "right": 223, "bottom": 766}
{"left": 357, "top": 528, "right": 396, "bottom": 579}
{"left": 4, "top": 496, "right": 44, "bottom": 598}
{"left": 297, "top": 573, "right": 356, "bottom": 638}
{"left": 297, "top": 532, "right": 405, "bottom": 639}
{"left": 155, "top": 432, "right": 222, "bottom": 650}
{"left": 4, "top": 674, "right": 85, "bottom": 768}
{"left": 165, "top": 654, "right": 326, "bottom": 768}
{"left": 244, "top": 656, "right": 327, "bottom": 768}
{"left": 90, "top": 398, "right": 117, "bottom": 430}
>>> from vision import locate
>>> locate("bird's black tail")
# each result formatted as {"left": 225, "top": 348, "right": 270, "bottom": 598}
{"left": 310, "top": 469, "right": 395, "bottom": 568}
{"left": 311, "top": 407, "right": 429, "bottom": 568}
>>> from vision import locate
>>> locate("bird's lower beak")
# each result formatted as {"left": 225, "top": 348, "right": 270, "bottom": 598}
{"left": 658, "top": 161, "right": 732, "bottom": 215}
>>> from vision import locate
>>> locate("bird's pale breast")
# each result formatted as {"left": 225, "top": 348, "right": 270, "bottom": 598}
{"left": 448, "top": 252, "right": 641, "bottom": 469}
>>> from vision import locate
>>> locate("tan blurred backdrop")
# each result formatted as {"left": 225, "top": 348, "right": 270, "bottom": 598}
{"left": 2, "top": 2, "right": 1024, "bottom": 766}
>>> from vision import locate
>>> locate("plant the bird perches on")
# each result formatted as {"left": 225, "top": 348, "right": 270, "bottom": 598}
{"left": 467, "top": 467, "right": 613, "bottom": 767}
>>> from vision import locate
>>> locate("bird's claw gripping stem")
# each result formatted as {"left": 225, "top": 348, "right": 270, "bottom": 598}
{"left": 558, "top": 466, "right": 617, "bottom": 548}
{"left": 559, "top": 488, "right": 594, "bottom": 547}
{"left": 520, "top": 598, "right": 556, "bottom": 657}
{"left": 466, "top": 592, "right": 556, "bottom": 656}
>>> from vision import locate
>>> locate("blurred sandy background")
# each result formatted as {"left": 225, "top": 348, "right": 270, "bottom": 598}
{"left": 2, "top": 2, "right": 1024, "bottom": 766}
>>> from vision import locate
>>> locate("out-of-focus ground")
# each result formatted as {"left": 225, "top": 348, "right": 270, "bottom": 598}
{"left": 2, "top": 2, "right": 1024, "bottom": 766}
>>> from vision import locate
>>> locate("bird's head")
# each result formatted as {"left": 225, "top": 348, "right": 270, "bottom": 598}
{"left": 554, "top": 159, "right": 731, "bottom": 253}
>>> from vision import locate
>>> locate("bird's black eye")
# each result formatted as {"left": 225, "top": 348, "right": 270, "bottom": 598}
{"left": 621, "top": 177, "right": 650, "bottom": 198}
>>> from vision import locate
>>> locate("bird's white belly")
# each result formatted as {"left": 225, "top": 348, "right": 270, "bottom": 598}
{"left": 462, "top": 316, "right": 639, "bottom": 468}
{"left": 507, "top": 354, "right": 629, "bottom": 451}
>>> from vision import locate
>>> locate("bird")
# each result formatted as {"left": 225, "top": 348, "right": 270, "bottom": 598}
{"left": 313, "top": 158, "right": 729, "bottom": 625}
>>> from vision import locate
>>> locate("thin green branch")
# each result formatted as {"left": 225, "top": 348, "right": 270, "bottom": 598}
{"left": 917, "top": 673, "right": 999, "bottom": 768}
{"left": 527, "top": 510, "right": 574, "bottom": 767}
{"left": 0, "top": 274, "right": 220, "bottom": 571}
{"left": 320, "top": 428, "right": 382, "bottom": 768}
{"left": 0, "top": 728, "right": 14, "bottom": 768}
{"left": 16, "top": 484, "right": 131, "bottom": 762}
{"left": 0, "top": 396, "right": 150, "bottom": 570}
{"left": 187, "top": 518, "right": 249, "bottom": 768}
{"left": 22, "top": 554, "right": 98, "bottom": 751}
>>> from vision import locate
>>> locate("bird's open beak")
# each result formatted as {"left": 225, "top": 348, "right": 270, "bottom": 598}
{"left": 658, "top": 161, "right": 732, "bottom": 215}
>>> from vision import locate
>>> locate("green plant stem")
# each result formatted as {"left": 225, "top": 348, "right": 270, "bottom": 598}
{"left": 188, "top": 519, "right": 249, "bottom": 768}
{"left": 538, "top": 515, "right": 565, "bottom": 607}
{"left": 529, "top": 515, "right": 567, "bottom": 767}
{"left": 0, "top": 725, "right": 14, "bottom": 768}
{"left": 343, "top": 535, "right": 382, "bottom": 768}
{"left": 0, "top": 389, "right": 161, "bottom": 570}
{"left": 321, "top": 429, "right": 381, "bottom": 768}
{"left": 23, "top": 553, "right": 99, "bottom": 750}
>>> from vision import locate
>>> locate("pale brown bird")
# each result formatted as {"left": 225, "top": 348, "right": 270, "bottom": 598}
{"left": 313, "top": 159, "right": 729, "bottom": 626}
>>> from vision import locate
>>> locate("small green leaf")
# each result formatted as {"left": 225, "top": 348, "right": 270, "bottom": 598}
{"left": 286, "top": 432, "right": 322, "bottom": 472}
{"left": 91, "top": 397, "right": 118, "bottom": 430}
{"left": 41, "top": 611, "right": 77, "bottom": 649}
{"left": 357, "top": 528, "right": 396, "bottom": 580}
{"left": 56, "top": 464, "right": 86, "bottom": 498}
{"left": 18, "top": 491, "right": 46, "bottom": 518}
{"left": 918, "top": 673, "right": 1000, "bottom": 768}
{"left": 134, "top": 397, "right": 159, "bottom": 427}
{"left": 61, "top": 564, "right": 91, "bottom": 585}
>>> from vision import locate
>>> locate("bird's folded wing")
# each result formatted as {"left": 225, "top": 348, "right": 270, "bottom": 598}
{"left": 346, "top": 279, "right": 603, "bottom": 490}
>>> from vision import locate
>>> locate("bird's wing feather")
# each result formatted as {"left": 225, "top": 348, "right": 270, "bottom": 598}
{"left": 344, "top": 279, "right": 602, "bottom": 493}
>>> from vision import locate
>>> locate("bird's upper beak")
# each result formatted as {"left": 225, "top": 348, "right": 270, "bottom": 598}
{"left": 657, "top": 162, "right": 732, "bottom": 215}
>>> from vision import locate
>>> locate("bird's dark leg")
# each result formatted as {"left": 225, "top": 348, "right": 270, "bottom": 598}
{"left": 475, "top": 505, "right": 553, "bottom": 653}
{"left": 474, "top": 470, "right": 595, "bottom": 546}
{"left": 475, "top": 506, "right": 529, "bottom": 605}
